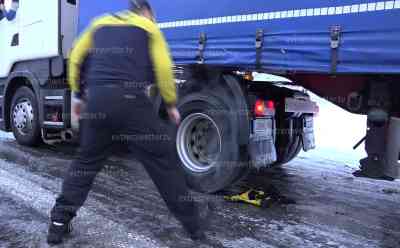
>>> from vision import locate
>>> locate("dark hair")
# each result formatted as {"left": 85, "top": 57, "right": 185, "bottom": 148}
{"left": 129, "top": 0, "right": 152, "bottom": 13}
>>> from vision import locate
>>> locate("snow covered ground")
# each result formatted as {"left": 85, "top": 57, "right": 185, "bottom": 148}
{"left": 0, "top": 117, "right": 398, "bottom": 248}
{"left": 300, "top": 93, "right": 367, "bottom": 168}
{"left": 0, "top": 131, "right": 14, "bottom": 140}
{"left": 1, "top": 92, "right": 399, "bottom": 248}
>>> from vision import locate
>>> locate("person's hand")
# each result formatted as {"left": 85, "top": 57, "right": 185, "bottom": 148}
{"left": 166, "top": 106, "right": 181, "bottom": 125}
{"left": 71, "top": 95, "right": 84, "bottom": 131}
{"left": 71, "top": 96, "right": 83, "bottom": 119}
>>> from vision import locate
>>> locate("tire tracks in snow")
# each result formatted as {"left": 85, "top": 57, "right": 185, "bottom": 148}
{"left": 1, "top": 136, "right": 399, "bottom": 247}
{"left": 0, "top": 160, "right": 166, "bottom": 248}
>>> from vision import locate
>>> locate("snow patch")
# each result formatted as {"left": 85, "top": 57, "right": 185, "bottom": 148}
{"left": 303, "top": 93, "right": 367, "bottom": 167}
{"left": 0, "top": 131, "right": 15, "bottom": 140}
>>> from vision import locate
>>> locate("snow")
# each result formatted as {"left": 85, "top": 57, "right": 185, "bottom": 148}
{"left": 0, "top": 160, "right": 166, "bottom": 248}
{"left": 301, "top": 93, "right": 367, "bottom": 168}
{"left": 0, "top": 131, "right": 14, "bottom": 140}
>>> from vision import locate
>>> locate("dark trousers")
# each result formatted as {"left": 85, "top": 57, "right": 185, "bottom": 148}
{"left": 50, "top": 84, "right": 199, "bottom": 231}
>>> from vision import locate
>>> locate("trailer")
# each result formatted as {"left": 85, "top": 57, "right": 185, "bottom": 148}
{"left": 1, "top": 0, "right": 399, "bottom": 192}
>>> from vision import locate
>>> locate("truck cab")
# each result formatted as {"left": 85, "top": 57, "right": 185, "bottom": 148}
{"left": 0, "top": 0, "right": 79, "bottom": 144}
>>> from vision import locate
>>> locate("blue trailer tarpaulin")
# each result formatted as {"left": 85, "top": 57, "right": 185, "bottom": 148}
{"left": 79, "top": 0, "right": 400, "bottom": 74}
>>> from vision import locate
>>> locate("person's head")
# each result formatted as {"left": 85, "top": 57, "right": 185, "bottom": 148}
{"left": 129, "top": 0, "right": 155, "bottom": 21}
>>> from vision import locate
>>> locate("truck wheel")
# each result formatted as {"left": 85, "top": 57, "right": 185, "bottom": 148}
{"left": 273, "top": 135, "right": 302, "bottom": 166}
{"left": 10, "top": 86, "right": 42, "bottom": 146}
{"left": 176, "top": 93, "right": 247, "bottom": 193}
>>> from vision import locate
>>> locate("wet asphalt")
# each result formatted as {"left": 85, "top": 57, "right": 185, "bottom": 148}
{"left": 0, "top": 134, "right": 399, "bottom": 248}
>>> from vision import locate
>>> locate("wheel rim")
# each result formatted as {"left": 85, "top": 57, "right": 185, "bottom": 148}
{"left": 177, "top": 113, "right": 222, "bottom": 173}
{"left": 12, "top": 98, "right": 34, "bottom": 136}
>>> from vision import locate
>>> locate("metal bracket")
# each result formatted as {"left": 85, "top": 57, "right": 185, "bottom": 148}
{"left": 197, "top": 32, "right": 207, "bottom": 64}
{"left": 330, "top": 25, "right": 341, "bottom": 73}
{"left": 255, "top": 29, "right": 264, "bottom": 70}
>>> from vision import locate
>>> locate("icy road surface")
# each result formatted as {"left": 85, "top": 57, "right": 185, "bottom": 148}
{"left": 0, "top": 135, "right": 399, "bottom": 248}
{"left": 0, "top": 96, "right": 399, "bottom": 248}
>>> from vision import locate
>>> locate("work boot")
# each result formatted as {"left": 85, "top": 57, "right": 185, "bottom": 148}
{"left": 187, "top": 228, "right": 207, "bottom": 241}
{"left": 183, "top": 201, "right": 213, "bottom": 240}
{"left": 185, "top": 224, "right": 224, "bottom": 248}
{"left": 47, "top": 221, "right": 72, "bottom": 245}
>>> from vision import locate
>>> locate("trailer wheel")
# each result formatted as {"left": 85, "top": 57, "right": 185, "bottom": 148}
{"left": 176, "top": 93, "right": 247, "bottom": 193}
{"left": 10, "top": 87, "right": 42, "bottom": 146}
{"left": 273, "top": 134, "right": 302, "bottom": 166}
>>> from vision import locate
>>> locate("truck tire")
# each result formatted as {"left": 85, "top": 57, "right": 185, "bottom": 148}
{"left": 273, "top": 114, "right": 302, "bottom": 167}
{"left": 176, "top": 93, "right": 247, "bottom": 193}
{"left": 10, "top": 86, "right": 42, "bottom": 146}
{"left": 273, "top": 135, "right": 302, "bottom": 166}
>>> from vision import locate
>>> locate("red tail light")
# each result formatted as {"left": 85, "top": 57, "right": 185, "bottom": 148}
{"left": 255, "top": 100, "right": 266, "bottom": 117}
{"left": 255, "top": 99, "right": 275, "bottom": 117}
{"left": 266, "top": 100, "right": 275, "bottom": 110}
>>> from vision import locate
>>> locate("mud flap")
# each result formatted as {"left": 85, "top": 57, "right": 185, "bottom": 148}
{"left": 302, "top": 115, "right": 315, "bottom": 151}
{"left": 249, "top": 118, "right": 277, "bottom": 169}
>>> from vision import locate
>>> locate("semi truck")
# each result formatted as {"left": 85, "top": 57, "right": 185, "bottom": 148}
{"left": 0, "top": 0, "right": 399, "bottom": 192}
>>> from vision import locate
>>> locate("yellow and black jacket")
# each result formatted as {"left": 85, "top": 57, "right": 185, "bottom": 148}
{"left": 68, "top": 11, "right": 177, "bottom": 105}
